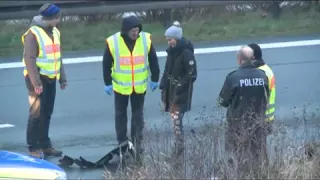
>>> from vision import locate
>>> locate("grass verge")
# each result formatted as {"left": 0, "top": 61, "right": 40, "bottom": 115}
{"left": 0, "top": 8, "right": 320, "bottom": 58}
{"left": 103, "top": 106, "right": 320, "bottom": 179}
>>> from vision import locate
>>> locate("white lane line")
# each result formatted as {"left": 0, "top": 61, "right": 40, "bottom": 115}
{"left": 0, "top": 123, "right": 15, "bottom": 129}
{"left": 0, "top": 39, "right": 319, "bottom": 69}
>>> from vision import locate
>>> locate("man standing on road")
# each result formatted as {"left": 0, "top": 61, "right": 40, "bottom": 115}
{"left": 218, "top": 46, "right": 270, "bottom": 177}
{"left": 22, "top": 3, "right": 67, "bottom": 158}
{"left": 102, "top": 15, "right": 160, "bottom": 159}
{"left": 248, "top": 43, "right": 276, "bottom": 133}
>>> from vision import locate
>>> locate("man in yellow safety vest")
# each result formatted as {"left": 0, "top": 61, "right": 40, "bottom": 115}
{"left": 248, "top": 43, "right": 276, "bottom": 133}
{"left": 22, "top": 3, "right": 67, "bottom": 158}
{"left": 102, "top": 15, "right": 160, "bottom": 160}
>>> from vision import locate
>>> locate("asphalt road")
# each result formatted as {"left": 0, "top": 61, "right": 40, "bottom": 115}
{"left": 0, "top": 36, "right": 320, "bottom": 179}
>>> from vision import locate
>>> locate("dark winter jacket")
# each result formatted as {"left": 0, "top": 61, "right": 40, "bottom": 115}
{"left": 218, "top": 61, "right": 269, "bottom": 127}
{"left": 102, "top": 16, "right": 160, "bottom": 86}
{"left": 252, "top": 59, "right": 266, "bottom": 68}
{"left": 160, "top": 38, "right": 197, "bottom": 113}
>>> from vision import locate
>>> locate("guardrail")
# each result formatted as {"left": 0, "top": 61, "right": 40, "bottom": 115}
{"left": 0, "top": 1, "right": 87, "bottom": 8}
{"left": 0, "top": 1, "right": 251, "bottom": 20}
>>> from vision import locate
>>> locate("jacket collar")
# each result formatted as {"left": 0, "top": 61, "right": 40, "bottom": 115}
{"left": 240, "top": 61, "right": 256, "bottom": 68}
{"left": 166, "top": 37, "right": 188, "bottom": 55}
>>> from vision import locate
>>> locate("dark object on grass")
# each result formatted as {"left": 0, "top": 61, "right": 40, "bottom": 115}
{"left": 58, "top": 155, "right": 74, "bottom": 167}
{"left": 58, "top": 140, "right": 136, "bottom": 169}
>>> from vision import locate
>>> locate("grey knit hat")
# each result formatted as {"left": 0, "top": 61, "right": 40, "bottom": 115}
{"left": 164, "top": 21, "right": 183, "bottom": 40}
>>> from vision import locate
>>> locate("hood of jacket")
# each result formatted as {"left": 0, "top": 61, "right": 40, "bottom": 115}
{"left": 252, "top": 59, "right": 266, "bottom": 67}
{"left": 247, "top": 43, "right": 266, "bottom": 67}
{"left": 31, "top": 15, "right": 46, "bottom": 27}
{"left": 120, "top": 16, "right": 142, "bottom": 44}
{"left": 31, "top": 15, "right": 53, "bottom": 31}
{"left": 166, "top": 37, "right": 194, "bottom": 55}
{"left": 121, "top": 16, "right": 142, "bottom": 34}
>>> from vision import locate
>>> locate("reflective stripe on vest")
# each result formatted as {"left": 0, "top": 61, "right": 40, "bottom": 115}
{"left": 107, "top": 32, "right": 151, "bottom": 95}
{"left": 258, "top": 64, "right": 276, "bottom": 122}
{"left": 22, "top": 26, "right": 61, "bottom": 79}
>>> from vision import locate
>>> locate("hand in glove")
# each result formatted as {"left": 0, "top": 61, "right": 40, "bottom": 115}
{"left": 150, "top": 81, "right": 159, "bottom": 92}
{"left": 104, "top": 85, "right": 113, "bottom": 96}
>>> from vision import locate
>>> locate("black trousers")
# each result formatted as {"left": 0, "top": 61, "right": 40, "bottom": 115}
{"left": 114, "top": 91, "right": 145, "bottom": 148}
{"left": 25, "top": 75, "right": 56, "bottom": 151}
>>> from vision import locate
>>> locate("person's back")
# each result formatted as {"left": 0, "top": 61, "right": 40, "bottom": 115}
{"left": 228, "top": 66, "right": 269, "bottom": 121}
{"left": 229, "top": 66, "right": 269, "bottom": 176}
{"left": 218, "top": 45, "right": 270, "bottom": 128}
{"left": 218, "top": 46, "right": 270, "bottom": 176}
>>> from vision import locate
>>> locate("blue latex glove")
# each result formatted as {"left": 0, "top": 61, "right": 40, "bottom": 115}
{"left": 104, "top": 85, "right": 113, "bottom": 95}
{"left": 150, "top": 81, "right": 159, "bottom": 92}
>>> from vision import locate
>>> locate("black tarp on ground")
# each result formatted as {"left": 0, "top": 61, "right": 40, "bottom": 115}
{"left": 58, "top": 140, "right": 136, "bottom": 169}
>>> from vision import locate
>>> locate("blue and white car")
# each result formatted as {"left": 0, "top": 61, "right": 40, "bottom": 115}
{"left": 0, "top": 150, "right": 67, "bottom": 180}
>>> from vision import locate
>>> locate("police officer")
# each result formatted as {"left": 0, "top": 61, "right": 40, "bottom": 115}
{"left": 248, "top": 43, "right": 276, "bottom": 133}
{"left": 22, "top": 3, "right": 67, "bottom": 158}
{"left": 102, "top": 15, "right": 160, "bottom": 158}
{"left": 218, "top": 46, "right": 269, "bottom": 177}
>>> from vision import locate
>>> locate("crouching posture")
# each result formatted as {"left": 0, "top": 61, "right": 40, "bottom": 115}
{"left": 160, "top": 22, "right": 197, "bottom": 158}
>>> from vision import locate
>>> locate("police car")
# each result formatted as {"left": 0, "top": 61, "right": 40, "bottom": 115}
{"left": 0, "top": 150, "right": 67, "bottom": 180}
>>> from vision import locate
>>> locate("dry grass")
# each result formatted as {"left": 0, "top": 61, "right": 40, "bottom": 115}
{"left": 103, "top": 106, "right": 320, "bottom": 179}
{"left": 0, "top": 5, "right": 319, "bottom": 58}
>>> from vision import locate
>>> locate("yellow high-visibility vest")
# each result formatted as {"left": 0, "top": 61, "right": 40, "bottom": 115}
{"left": 106, "top": 31, "right": 151, "bottom": 95}
{"left": 258, "top": 64, "right": 276, "bottom": 122}
{"left": 22, "top": 25, "right": 62, "bottom": 80}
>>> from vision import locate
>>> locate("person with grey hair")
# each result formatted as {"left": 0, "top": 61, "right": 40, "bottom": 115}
{"left": 237, "top": 45, "right": 254, "bottom": 63}
{"left": 217, "top": 45, "right": 270, "bottom": 177}
{"left": 159, "top": 21, "right": 197, "bottom": 160}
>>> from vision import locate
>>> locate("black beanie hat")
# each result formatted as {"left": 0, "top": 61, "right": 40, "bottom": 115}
{"left": 39, "top": 3, "right": 61, "bottom": 20}
{"left": 248, "top": 43, "right": 263, "bottom": 61}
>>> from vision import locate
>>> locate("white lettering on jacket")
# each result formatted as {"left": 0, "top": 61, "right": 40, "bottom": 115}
{"left": 239, "top": 78, "right": 264, "bottom": 87}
